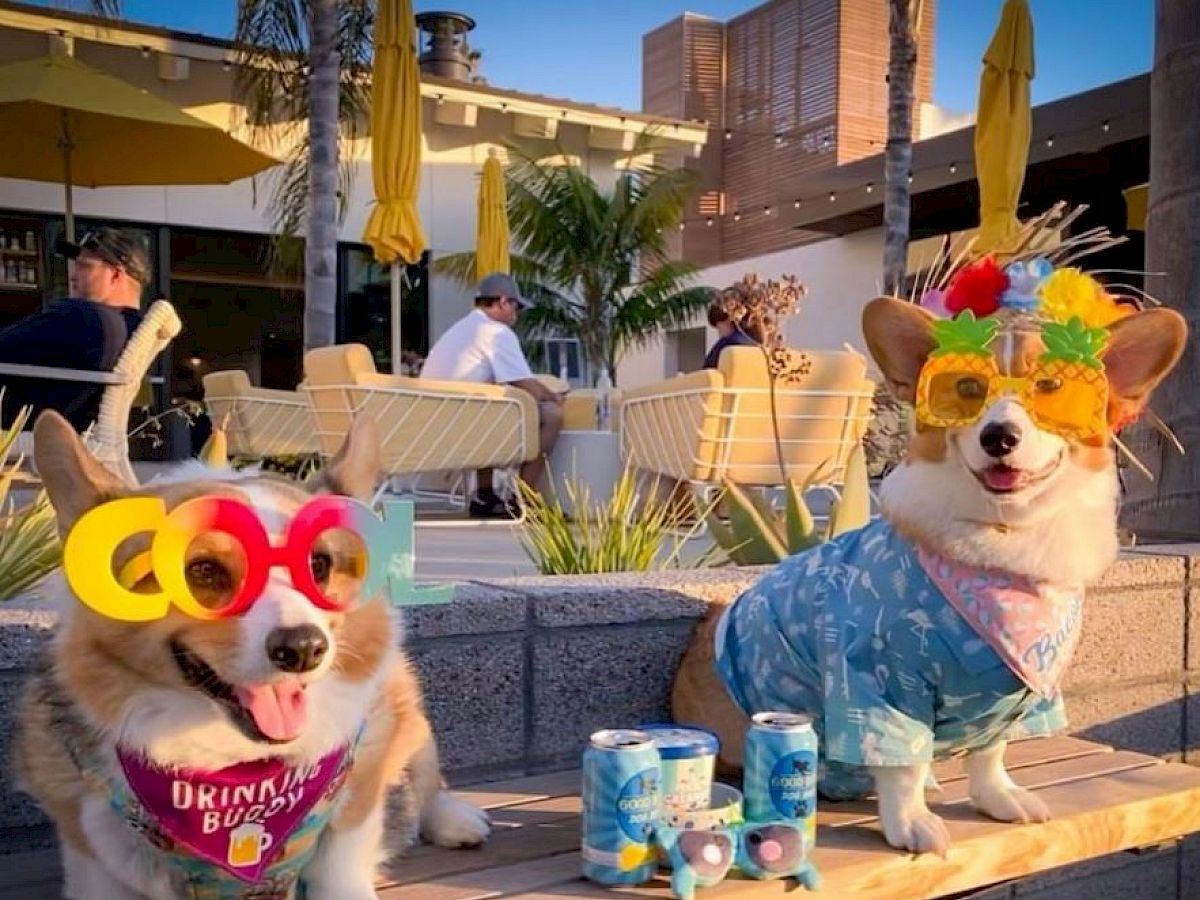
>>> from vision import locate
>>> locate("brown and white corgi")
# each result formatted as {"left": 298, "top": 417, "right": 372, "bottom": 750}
{"left": 672, "top": 298, "right": 1186, "bottom": 856}
{"left": 14, "top": 412, "right": 490, "bottom": 900}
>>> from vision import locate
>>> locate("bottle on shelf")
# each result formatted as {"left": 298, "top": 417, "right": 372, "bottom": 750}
{"left": 24, "top": 230, "right": 35, "bottom": 252}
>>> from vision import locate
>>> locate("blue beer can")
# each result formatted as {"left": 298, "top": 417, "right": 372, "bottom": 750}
{"left": 743, "top": 712, "right": 818, "bottom": 834}
{"left": 581, "top": 729, "right": 662, "bottom": 885}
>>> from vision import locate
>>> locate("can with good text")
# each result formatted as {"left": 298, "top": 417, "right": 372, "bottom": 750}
{"left": 581, "top": 729, "right": 661, "bottom": 885}
{"left": 743, "top": 712, "right": 818, "bottom": 831}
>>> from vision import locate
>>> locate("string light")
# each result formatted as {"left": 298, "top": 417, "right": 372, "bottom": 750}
{"left": 829, "top": 192, "right": 836, "bottom": 203}
{"left": 774, "top": 133, "right": 784, "bottom": 146}
{"left": 706, "top": 217, "right": 714, "bottom": 227}
{"left": 500, "top": 102, "right": 508, "bottom": 113}
{"left": 1102, "top": 120, "right": 1110, "bottom": 133}
{"left": 949, "top": 162, "right": 958, "bottom": 174}
{"left": 1046, "top": 135, "right": 1055, "bottom": 147}
{"left": 436, "top": 94, "right": 445, "bottom": 106}
{"left": 679, "top": 222, "right": 686, "bottom": 231}
{"left": 865, "top": 182, "right": 874, "bottom": 194}
{"left": 907, "top": 172, "right": 914, "bottom": 184}
{"left": 793, "top": 199, "right": 801, "bottom": 209}
{"left": 724, "top": 129, "right": 732, "bottom": 141}
{"left": 732, "top": 211, "right": 742, "bottom": 222}
{"left": 763, "top": 205, "right": 772, "bottom": 216}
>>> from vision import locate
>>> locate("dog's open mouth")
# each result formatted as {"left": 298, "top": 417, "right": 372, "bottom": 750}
{"left": 971, "top": 452, "right": 1063, "bottom": 495}
{"left": 170, "top": 638, "right": 308, "bottom": 745}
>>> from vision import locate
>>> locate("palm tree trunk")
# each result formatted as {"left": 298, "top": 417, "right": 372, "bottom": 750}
{"left": 1120, "top": 0, "right": 1200, "bottom": 538}
{"left": 305, "top": 0, "right": 340, "bottom": 350}
{"left": 882, "top": 0, "right": 921, "bottom": 297}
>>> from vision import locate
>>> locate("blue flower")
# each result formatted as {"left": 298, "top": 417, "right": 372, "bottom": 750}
{"left": 1000, "top": 257, "right": 1053, "bottom": 311}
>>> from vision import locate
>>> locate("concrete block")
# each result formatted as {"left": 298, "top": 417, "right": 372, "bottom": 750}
{"left": 408, "top": 636, "right": 525, "bottom": 774}
{"left": 1066, "top": 589, "right": 1185, "bottom": 688}
{"left": 1094, "top": 553, "right": 1186, "bottom": 592}
{"left": 1014, "top": 846, "right": 1178, "bottom": 899}
{"left": 0, "top": 606, "right": 55, "bottom": 672}
{"left": 404, "top": 582, "right": 527, "bottom": 639}
{"left": 1181, "top": 833, "right": 1200, "bottom": 900}
{"left": 1065, "top": 681, "right": 1184, "bottom": 758}
{"left": 525, "top": 568, "right": 763, "bottom": 628}
{"left": 530, "top": 623, "right": 694, "bottom": 765}
{"left": 0, "top": 673, "right": 48, "bottom": 833}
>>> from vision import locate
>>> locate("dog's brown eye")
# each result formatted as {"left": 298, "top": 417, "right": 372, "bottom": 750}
{"left": 956, "top": 376, "right": 987, "bottom": 399}
{"left": 310, "top": 552, "right": 333, "bottom": 585}
{"left": 1035, "top": 377, "right": 1063, "bottom": 393}
{"left": 186, "top": 558, "right": 232, "bottom": 591}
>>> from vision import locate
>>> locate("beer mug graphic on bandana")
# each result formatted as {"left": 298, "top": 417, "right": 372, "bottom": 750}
{"left": 228, "top": 822, "right": 273, "bottom": 869}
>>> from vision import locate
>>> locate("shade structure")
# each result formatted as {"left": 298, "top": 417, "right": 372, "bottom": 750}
{"left": 0, "top": 53, "right": 279, "bottom": 239}
{"left": 973, "top": 0, "right": 1035, "bottom": 253}
{"left": 362, "top": 0, "right": 427, "bottom": 371}
{"left": 475, "top": 152, "right": 510, "bottom": 281}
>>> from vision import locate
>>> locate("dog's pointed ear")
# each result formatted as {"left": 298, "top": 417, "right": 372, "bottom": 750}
{"left": 320, "top": 416, "right": 381, "bottom": 503}
{"left": 1102, "top": 307, "right": 1188, "bottom": 426}
{"left": 862, "top": 297, "right": 938, "bottom": 403}
{"left": 32, "top": 411, "right": 127, "bottom": 535}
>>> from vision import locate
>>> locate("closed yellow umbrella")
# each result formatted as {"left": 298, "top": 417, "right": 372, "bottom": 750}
{"left": 0, "top": 53, "right": 278, "bottom": 239}
{"left": 973, "top": 0, "right": 1035, "bottom": 253}
{"left": 362, "top": 0, "right": 426, "bottom": 370}
{"left": 475, "top": 151, "right": 510, "bottom": 280}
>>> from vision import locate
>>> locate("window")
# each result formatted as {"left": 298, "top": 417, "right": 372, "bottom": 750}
{"left": 527, "top": 337, "right": 585, "bottom": 385}
{"left": 340, "top": 247, "right": 429, "bottom": 374}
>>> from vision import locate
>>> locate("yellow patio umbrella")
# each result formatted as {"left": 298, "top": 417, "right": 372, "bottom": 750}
{"left": 0, "top": 53, "right": 279, "bottom": 240}
{"left": 475, "top": 151, "right": 510, "bottom": 280}
{"left": 362, "top": 0, "right": 427, "bottom": 371}
{"left": 973, "top": 0, "right": 1035, "bottom": 253}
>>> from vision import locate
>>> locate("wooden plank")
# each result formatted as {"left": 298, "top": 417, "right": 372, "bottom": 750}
{"left": 378, "top": 852, "right": 581, "bottom": 900}
{"left": 500, "top": 761, "right": 1200, "bottom": 900}
{"left": 453, "top": 770, "right": 581, "bottom": 812}
{"left": 0, "top": 849, "right": 60, "bottom": 897}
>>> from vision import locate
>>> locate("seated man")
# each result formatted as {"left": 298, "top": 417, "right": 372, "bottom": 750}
{"left": 0, "top": 228, "right": 148, "bottom": 431}
{"left": 422, "top": 272, "right": 563, "bottom": 518}
{"left": 704, "top": 302, "right": 759, "bottom": 369}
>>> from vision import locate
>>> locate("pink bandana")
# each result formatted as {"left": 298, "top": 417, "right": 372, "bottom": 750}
{"left": 117, "top": 745, "right": 351, "bottom": 883}
{"left": 916, "top": 548, "right": 1083, "bottom": 696}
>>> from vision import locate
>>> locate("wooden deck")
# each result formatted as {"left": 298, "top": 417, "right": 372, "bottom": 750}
{"left": 3, "top": 736, "right": 1200, "bottom": 899}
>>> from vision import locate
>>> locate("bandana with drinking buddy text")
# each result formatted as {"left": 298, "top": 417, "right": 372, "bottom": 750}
{"left": 116, "top": 744, "right": 351, "bottom": 883}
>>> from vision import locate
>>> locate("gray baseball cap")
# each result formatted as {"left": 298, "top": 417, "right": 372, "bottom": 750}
{"left": 476, "top": 272, "right": 531, "bottom": 309}
{"left": 57, "top": 227, "right": 152, "bottom": 286}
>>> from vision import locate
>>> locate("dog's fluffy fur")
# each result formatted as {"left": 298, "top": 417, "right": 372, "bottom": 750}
{"left": 672, "top": 298, "right": 1187, "bottom": 855}
{"left": 14, "top": 414, "right": 490, "bottom": 900}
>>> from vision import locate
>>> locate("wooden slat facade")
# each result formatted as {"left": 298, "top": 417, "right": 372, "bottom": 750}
{"left": 6, "top": 737, "right": 1200, "bottom": 899}
{"left": 646, "top": 0, "right": 937, "bottom": 266}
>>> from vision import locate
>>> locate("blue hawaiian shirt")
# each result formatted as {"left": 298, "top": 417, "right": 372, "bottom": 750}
{"left": 714, "top": 519, "right": 1067, "bottom": 800}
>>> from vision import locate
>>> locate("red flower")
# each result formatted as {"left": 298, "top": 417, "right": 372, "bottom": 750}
{"left": 945, "top": 256, "right": 1008, "bottom": 317}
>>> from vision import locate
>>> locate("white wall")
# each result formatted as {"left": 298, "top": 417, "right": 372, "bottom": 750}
{"left": 614, "top": 228, "right": 887, "bottom": 388}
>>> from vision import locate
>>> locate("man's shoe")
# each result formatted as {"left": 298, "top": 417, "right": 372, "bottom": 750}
{"left": 468, "top": 493, "right": 521, "bottom": 519}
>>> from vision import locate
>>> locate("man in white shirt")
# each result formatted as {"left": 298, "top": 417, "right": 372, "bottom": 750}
{"left": 422, "top": 272, "right": 564, "bottom": 517}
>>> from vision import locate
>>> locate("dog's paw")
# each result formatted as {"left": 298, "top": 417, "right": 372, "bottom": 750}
{"left": 422, "top": 791, "right": 491, "bottom": 848}
{"left": 880, "top": 807, "right": 951, "bottom": 856}
{"left": 971, "top": 783, "right": 1052, "bottom": 824}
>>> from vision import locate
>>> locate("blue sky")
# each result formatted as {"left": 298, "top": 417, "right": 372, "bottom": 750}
{"left": 53, "top": 0, "right": 1152, "bottom": 115}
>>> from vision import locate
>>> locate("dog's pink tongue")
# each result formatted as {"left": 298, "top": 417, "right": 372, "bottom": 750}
{"left": 984, "top": 466, "right": 1021, "bottom": 491}
{"left": 233, "top": 680, "right": 307, "bottom": 742}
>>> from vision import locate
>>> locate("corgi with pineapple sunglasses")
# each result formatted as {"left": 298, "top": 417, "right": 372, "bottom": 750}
{"left": 914, "top": 312, "right": 1111, "bottom": 442}
{"left": 62, "top": 495, "right": 399, "bottom": 622}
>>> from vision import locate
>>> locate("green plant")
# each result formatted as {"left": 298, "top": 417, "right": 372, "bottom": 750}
{"left": 706, "top": 442, "right": 872, "bottom": 566}
{"left": 517, "top": 468, "right": 720, "bottom": 575}
{"left": 0, "top": 402, "right": 61, "bottom": 603}
{"left": 437, "top": 144, "right": 713, "bottom": 385}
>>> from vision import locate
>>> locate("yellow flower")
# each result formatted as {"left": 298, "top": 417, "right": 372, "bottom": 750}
{"left": 1038, "top": 268, "right": 1132, "bottom": 328}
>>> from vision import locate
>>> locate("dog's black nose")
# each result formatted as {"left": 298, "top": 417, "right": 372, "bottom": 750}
{"left": 266, "top": 625, "right": 328, "bottom": 673}
{"left": 980, "top": 422, "right": 1021, "bottom": 458}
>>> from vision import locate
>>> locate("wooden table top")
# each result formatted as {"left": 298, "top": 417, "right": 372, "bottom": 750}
{"left": 3, "top": 736, "right": 1199, "bottom": 900}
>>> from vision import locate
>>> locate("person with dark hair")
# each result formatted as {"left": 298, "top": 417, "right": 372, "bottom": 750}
{"left": 422, "top": 272, "right": 563, "bottom": 517}
{"left": 703, "top": 302, "right": 759, "bottom": 369}
{"left": 0, "top": 228, "right": 147, "bottom": 431}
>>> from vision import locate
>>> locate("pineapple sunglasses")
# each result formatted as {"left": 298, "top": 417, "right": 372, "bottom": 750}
{"left": 914, "top": 353, "right": 1110, "bottom": 442}
{"left": 62, "top": 496, "right": 399, "bottom": 623}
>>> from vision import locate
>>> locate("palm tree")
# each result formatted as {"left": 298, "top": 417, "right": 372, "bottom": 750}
{"left": 881, "top": 0, "right": 925, "bottom": 296}
{"left": 233, "top": 0, "right": 374, "bottom": 350}
{"left": 1121, "top": 0, "right": 1200, "bottom": 538}
{"left": 439, "top": 150, "right": 713, "bottom": 386}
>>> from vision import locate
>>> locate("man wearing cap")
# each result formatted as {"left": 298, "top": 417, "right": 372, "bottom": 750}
{"left": 422, "top": 272, "right": 563, "bottom": 518}
{"left": 0, "top": 227, "right": 147, "bottom": 432}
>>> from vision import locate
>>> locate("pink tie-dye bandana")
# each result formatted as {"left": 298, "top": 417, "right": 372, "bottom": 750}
{"left": 916, "top": 548, "right": 1083, "bottom": 696}
{"left": 117, "top": 745, "right": 351, "bottom": 883}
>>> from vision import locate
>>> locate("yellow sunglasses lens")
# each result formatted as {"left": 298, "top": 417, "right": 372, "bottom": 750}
{"left": 1027, "top": 376, "right": 1107, "bottom": 439}
{"left": 923, "top": 370, "right": 991, "bottom": 425}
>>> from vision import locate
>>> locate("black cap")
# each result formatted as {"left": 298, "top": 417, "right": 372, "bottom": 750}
{"left": 56, "top": 227, "right": 151, "bottom": 286}
{"left": 476, "top": 272, "right": 531, "bottom": 309}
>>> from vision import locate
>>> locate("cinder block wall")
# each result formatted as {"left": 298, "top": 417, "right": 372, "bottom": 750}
{"left": 2, "top": 552, "right": 1198, "bottom": 895}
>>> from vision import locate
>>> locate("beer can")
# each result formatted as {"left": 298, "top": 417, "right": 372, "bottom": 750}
{"left": 581, "top": 729, "right": 661, "bottom": 885}
{"left": 743, "top": 712, "right": 818, "bottom": 836}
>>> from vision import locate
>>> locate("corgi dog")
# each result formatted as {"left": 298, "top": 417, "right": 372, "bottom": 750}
{"left": 672, "top": 295, "right": 1187, "bottom": 856}
{"left": 14, "top": 412, "right": 490, "bottom": 900}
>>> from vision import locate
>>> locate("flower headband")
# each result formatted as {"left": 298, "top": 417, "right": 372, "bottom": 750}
{"left": 912, "top": 255, "right": 1128, "bottom": 441}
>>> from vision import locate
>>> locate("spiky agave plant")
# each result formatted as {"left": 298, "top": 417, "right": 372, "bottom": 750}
{"left": 0, "top": 401, "right": 60, "bottom": 603}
